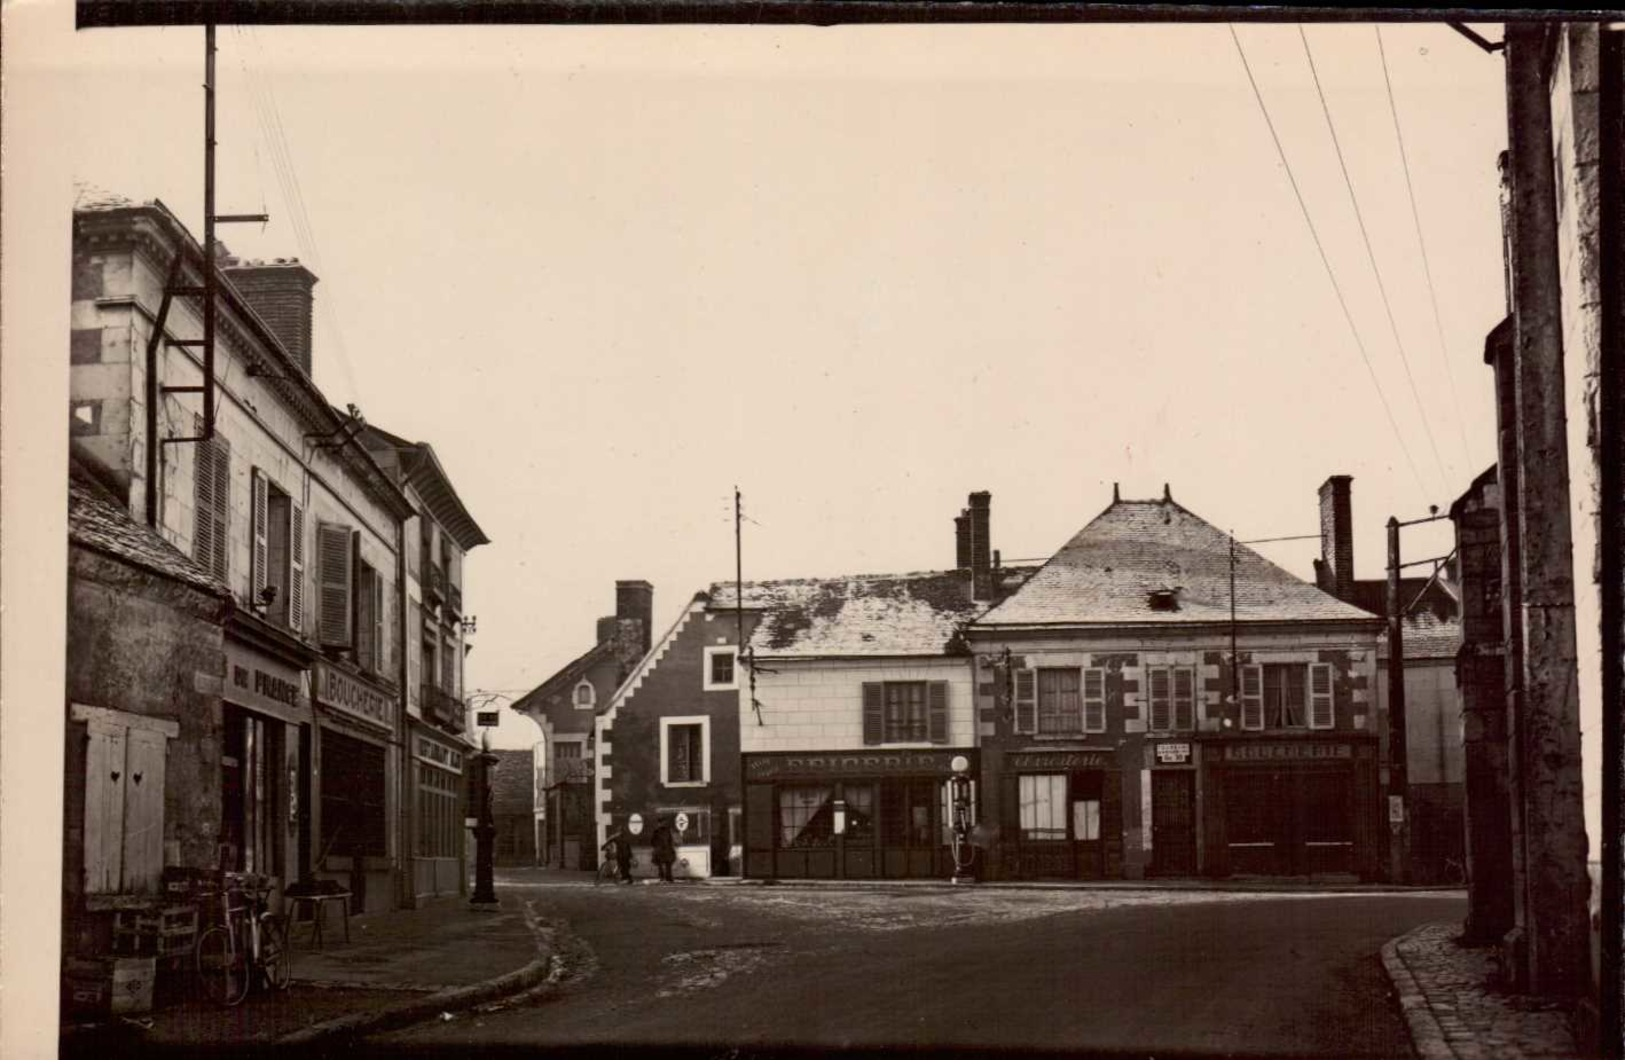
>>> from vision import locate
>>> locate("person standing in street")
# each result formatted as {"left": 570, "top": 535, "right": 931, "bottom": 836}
{"left": 651, "top": 816, "right": 677, "bottom": 883}
{"left": 602, "top": 823, "right": 634, "bottom": 884}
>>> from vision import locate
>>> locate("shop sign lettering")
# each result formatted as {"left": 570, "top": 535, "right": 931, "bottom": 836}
{"left": 1155, "top": 742, "right": 1192, "bottom": 765}
{"left": 415, "top": 736, "right": 463, "bottom": 773}
{"left": 745, "top": 750, "right": 972, "bottom": 780}
{"left": 1007, "top": 750, "right": 1110, "bottom": 771}
{"left": 1225, "top": 742, "right": 1352, "bottom": 762}
{"left": 224, "top": 644, "right": 309, "bottom": 719}
{"left": 316, "top": 662, "right": 393, "bottom": 729}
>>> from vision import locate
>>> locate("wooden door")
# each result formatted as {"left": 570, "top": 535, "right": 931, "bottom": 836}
{"left": 1150, "top": 771, "right": 1196, "bottom": 877}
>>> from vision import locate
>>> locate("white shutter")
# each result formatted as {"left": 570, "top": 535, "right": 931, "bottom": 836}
{"left": 1173, "top": 668, "right": 1195, "bottom": 732}
{"left": 193, "top": 438, "right": 216, "bottom": 577}
{"left": 84, "top": 723, "right": 127, "bottom": 894}
{"left": 373, "top": 572, "right": 386, "bottom": 674}
{"left": 1082, "top": 668, "right": 1106, "bottom": 733}
{"left": 1309, "top": 663, "right": 1334, "bottom": 730}
{"left": 288, "top": 502, "right": 306, "bottom": 632}
{"left": 1240, "top": 665, "right": 1264, "bottom": 731}
{"left": 317, "top": 523, "right": 355, "bottom": 647}
{"left": 210, "top": 436, "right": 231, "bottom": 582}
{"left": 121, "top": 730, "right": 167, "bottom": 893}
{"left": 1148, "top": 667, "right": 1171, "bottom": 732}
{"left": 251, "top": 469, "right": 269, "bottom": 603}
{"left": 1014, "top": 669, "right": 1037, "bottom": 734}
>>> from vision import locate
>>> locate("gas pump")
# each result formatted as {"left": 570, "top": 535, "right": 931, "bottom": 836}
{"left": 949, "top": 755, "right": 975, "bottom": 885}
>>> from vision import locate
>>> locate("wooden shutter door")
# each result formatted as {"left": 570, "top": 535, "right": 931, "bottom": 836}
{"left": 862, "top": 683, "right": 884, "bottom": 745}
{"left": 317, "top": 523, "right": 354, "bottom": 647}
{"left": 210, "top": 437, "right": 231, "bottom": 580}
{"left": 1309, "top": 663, "right": 1334, "bottom": 729}
{"left": 1240, "top": 665, "right": 1264, "bottom": 731}
{"left": 84, "top": 723, "right": 127, "bottom": 894}
{"left": 927, "top": 681, "right": 949, "bottom": 744}
{"left": 251, "top": 469, "right": 269, "bottom": 601}
{"left": 1014, "top": 669, "right": 1037, "bottom": 734}
{"left": 289, "top": 502, "right": 306, "bottom": 632}
{"left": 193, "top": 438, "right": 216, "bottom": 576}
{"left": 120, "top": 730, "right": 167, "bottom": 893}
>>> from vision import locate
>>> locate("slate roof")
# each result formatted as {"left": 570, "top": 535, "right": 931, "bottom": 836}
{"left": 1377, "top": 611, "right": 1464, "bottom": 662}
{"left": 707, "top": 568, "right": 1034, "bottom": 657}
{"left": 975, "top": 497, "right": 1378, "bottom": 628}
{"left": 68, "top": 464, "right": 231, "bottom": 599}
{"left": 512, "top": 640, "right": 615, "bottom": 715}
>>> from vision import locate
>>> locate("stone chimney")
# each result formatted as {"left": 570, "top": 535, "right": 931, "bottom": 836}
{"left": 1317, "top": 476, "right": 1355, "bottom": 602}
{"left": 223, "top": 258, "right": 318, "bottom": 376}
{"left": 968, "top": 491, "right": 993, "bottom": 602}
{"left": 954, "top": 511, "right": 972, "bottom": 569}
{"left": 615, "top": 580, "right": 653, "bottom": 657}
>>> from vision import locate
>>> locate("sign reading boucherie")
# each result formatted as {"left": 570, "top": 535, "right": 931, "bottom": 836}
{"left": 745, "top": 750, "right": 975, "bottom": 780}
{"left": 315, "top": 661, "right": 393, "bottom": 729}
{"left": 1225, "top": 742, "right": 1352, "bottom": 762}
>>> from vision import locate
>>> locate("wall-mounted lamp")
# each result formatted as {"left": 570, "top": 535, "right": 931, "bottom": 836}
{"left": 832, "top": 798, "right": 847, "bottom": 836}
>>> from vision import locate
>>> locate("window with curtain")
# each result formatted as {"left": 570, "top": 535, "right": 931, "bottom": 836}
{"left": 778, "top": 786, "right": 833, "bottom": 848}
{"left": 1018, "top": 774, "right": 1068, "bottom": 841}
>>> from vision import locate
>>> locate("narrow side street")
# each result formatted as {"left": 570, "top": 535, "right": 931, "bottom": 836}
{"left": 371, "top": 873, "right": 1464, "bottom": 1056}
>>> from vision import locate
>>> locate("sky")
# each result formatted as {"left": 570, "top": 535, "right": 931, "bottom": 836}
{"left": 19, "top": 13, "right": 1511, "bottom": 724}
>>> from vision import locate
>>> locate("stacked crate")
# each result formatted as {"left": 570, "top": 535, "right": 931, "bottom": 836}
{"left": 112, "top": 905, "right": 198, "bottom": 960}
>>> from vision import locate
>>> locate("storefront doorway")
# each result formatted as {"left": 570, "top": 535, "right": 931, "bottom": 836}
{"left": 1223, "top": 767, "right": 1356, "bottom": 876}
{"left": 1004, "top": 769, "right": 1107, "bottom": 879}
{"left": 1151, "top": 771, "right": 1198, "bottom": 877}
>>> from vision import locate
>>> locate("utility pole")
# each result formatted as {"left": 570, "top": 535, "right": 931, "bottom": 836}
{"left": 1386, "top": 516, "right": 1410, "bottom": 884}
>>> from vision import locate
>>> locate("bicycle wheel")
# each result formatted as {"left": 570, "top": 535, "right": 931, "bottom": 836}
{"left": 596, "top": 857, "right": 613, "bottom": 885}
{"left": 195, "top": 924, "right": 249, "bottom": 1006}
{"left": 258, "top": 915, "right": 293, "bottom": 991}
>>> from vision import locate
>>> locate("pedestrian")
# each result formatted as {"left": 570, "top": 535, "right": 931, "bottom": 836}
{"left": 651, "top": 815, "right": 677, "bottom": 883}
{"left": 601, "top": 823, "right": 634, "bottom": 884}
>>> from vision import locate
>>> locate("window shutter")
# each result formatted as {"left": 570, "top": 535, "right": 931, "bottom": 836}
{"left": 1309, "top": 663, "right": 1334, "bottom": 730}
{"left": 927, "top": 681, "right": 949, "bottom": 744}
{"left": 1014, "top": 669, "right": 1037, "bottom": 734}
{"left": 288, "top": 502, "right": 306, "bottom": 632}
{"left": 356, "top": 567, "right": 375, "bottom": 669}
{"left": 193, "top": 440, "right": 216, "bottom": 577}
{"left": 1082, "top": 668, "right": 1106, "bottom": 733}
{"left": 120, "top": 730, "right": 167, "bottom": 893}
{"left": 862, "top": 683, "right": 884, "bottom": 746}
{"left": 1149, "top": 667, "right": 1172, "bottom": 731}
{"left": 84, "top": 723, "right": 126, "bottom": 894}
{"left": 1173, "top": 667, "right": 1195, "bottom": 731}
{"left": 251, "top": 469, "right": 269, "bottom": 602}
{"left": 373, "top": 572, "right": 387, "bottom": 674}
{"left": 1240, "top": 665, "right": 1264, "bottom": 731}
{"left": 317, "top": 523, "right": 355, "bottom": 648}
{"left": 210, "top": 436, "right": 231, "bottom": 581}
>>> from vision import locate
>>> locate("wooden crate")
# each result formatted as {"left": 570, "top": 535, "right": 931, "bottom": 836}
{"left": 63, "top": 956, "right": 156, "bottom": 1017}
{"left": 113, "top": 905, "right": 197, "bottom": 959}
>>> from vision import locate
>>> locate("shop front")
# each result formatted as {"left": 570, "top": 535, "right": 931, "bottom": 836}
{"left": 995, "top": 748, "right": 1121, "bottom": 881}
{"left": 221, "top": 630, "right": 313, "bottom": 895}
{"left": 1201, "top": 737, "right": 1381, "bottom": 880}
{"left": 742, "top": 749, "right": 978, "bottom": 880}
{"left": 313, "top": 660, "right": 399, "bottom": 913}
{"left": 409, "top": 725, "right": 468, "bottom": 901}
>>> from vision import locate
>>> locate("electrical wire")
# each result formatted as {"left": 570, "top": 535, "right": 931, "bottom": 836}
{"left": 1299, "top": 25, "right": 1451, "bottom": 497}
{"left": 1375, "top": 25, "right": 1475, "bottom": 471}
{"left": 1227, "top": 25, "right": 1431, "bottom": 507}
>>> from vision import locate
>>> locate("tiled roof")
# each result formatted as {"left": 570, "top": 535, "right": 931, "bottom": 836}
{"left": 707, "top": 568, "right": 1034, "bottom": 657}
{"left": 68, "top": 466, "right": 231, "bottom": 599}
{"left": 1377, "top": 611, "right": 1463, "bottom": 662}
{"left": 976, "top": 498, "right": 1378, "bottom": 628}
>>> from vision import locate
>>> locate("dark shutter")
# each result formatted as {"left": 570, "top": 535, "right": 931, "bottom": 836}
{"left": 250, "top": 469, "right": 269, "bottom": 603}
{"left": 927, "top": 681, "right": 949, "bottom": 744}
{"left": 317, "top": 523, "right": 354, "bottom": 647}
{"left": 862, "top": 683, "right": 883, "bottom": 746}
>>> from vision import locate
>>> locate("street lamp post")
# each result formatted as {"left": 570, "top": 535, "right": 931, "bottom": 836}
{"left": 471, "top": 731, "right": 498, "bottom": 906}
{"left": 949, "top": 755, "right": 974, "bottom": 885}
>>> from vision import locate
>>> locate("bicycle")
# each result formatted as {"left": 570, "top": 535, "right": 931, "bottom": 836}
{"left": 596, "top": 852, "right": 638, "bottom": 885}
{"left": 194, "top": 871, "right": 292, "bottom": 1006}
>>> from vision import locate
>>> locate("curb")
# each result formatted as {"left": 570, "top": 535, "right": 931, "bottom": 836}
{"left": 1381, "top": 928, "right": 1454, "bottom": 1059}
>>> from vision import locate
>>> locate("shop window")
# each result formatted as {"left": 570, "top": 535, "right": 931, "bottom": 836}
{"left": 1018, "top": 774, "right": 1068, "bottom": 841}
{"left": 1147, "top": 666, "right": 1196, "bottom": 732}
{"left": 844, "top": 784, "right": 876, "bottom": 845}
{"left": 73, "top": 705, "right": 178, "bottom": 895}
{"left": 417, "top": 763, "right": 460, "bottom": 858}
{"left": 661, "top": 717, "right": 709, "bottom": 786}
{"left": 779, "top": 786, "right": 834, "bottom": 848}
{"left": 320, "top": 728, "right": 387, "bottom": 858}
{"left": 1240, "top": 663, "right": 1334, "bottom": 730}
{"left": 1015, "top": 668, "right": 1105, "bottom": 736}
{"left": 193, "top": 423, "right": 231, "bottom": 582}
{"left": 861, "top": 681, "right": 950, "bottom": 745}
{"left": 222, "top": 709, "right": 284, "bottom": 876}
{"left": 703, "top": 647, "right": 738, "bottom": 691}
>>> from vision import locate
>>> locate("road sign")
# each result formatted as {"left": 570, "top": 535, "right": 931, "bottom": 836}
{"left": 628, "top": 813, "right": 644, "bottom": 836}
{"left": 675, "top": 812, "right": 690, "bottom": 832}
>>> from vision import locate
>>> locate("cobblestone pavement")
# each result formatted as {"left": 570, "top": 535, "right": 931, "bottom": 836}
{"left": 1386, "top": 921, "right": 1580, "bottom": 1058}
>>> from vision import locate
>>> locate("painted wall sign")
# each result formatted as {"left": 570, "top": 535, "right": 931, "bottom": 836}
{"left": 414, "top": 735, "right": 464, "bottom": 774}
{"left": 1006, "top": 750, "right": 1111, "bottom": 771}
{"left": 223, "top": 642, "right": 310, "bottom": 723}
{"left": 744, "top": 750, "right": 976, "bottom": 781}
{"left": 315, "top": 661, "right": 394, "bottom": 730}
{"left": 1155, "top": 742, "right": 1192, "bottom": 765}
{"left": 1224, "top": 742, "right": 1353, "bottom": 762}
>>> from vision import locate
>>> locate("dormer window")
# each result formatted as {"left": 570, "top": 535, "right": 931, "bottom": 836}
{"left": 1147, "top": 588, "right": 1181, "bottom": 612}
{"left": 573, "top": 680, "right": 595, "bottom": 710}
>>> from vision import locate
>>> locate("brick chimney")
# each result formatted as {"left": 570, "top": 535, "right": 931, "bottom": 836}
{"left": 596, "top": 616, "right": 617, "bottom": 644}
{"left": 1317, "top": 476, "right": 1355, "bottom": 602}
{"left": 954, "top": 510, "right": 972, "bottom": 569}
{"left": 615, "top": 580, "right": 653, "bottom": 657}
{"left": 223, "top": 258, "right": 318, "bottom": 376}
{"left": 968, "top": 491, "right": 992, "bottom": 602}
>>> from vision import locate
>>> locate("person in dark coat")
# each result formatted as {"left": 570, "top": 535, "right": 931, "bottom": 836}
{"left": 602, "top": 824, "right": 634, "bottom": 883}
{"left": 650, "top": 816, "right": 678, "bottom": 883}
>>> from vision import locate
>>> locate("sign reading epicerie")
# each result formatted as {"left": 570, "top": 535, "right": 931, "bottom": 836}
{"left": 315, "top": 661, "right": 394, "bottom": 729}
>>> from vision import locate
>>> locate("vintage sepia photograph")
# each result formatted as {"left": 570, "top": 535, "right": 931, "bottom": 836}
{"left": 0, "top": 3, "right": 1617, "bottom": 1058}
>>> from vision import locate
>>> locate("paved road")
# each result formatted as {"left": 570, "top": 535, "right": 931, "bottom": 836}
{"left": 373, "top": 874, "right": 1464, "bottom": 1057}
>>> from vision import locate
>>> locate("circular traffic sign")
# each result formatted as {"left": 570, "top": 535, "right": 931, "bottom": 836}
{"left": 674, "top": 812, "right": 690, "bottom": 832}
{"left": 628, "top": 813, "right": 644, "bottom": 836}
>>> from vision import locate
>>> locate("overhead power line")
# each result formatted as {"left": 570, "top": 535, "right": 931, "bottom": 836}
{"left": 1226, "top": 25, "right": 1431, "bottom": 507}
{"left": 1375, "top": 25, "right": 1475, "bottom": 471}
{"left": 1298, "top": 26, "right": 1451, "bottom": 498}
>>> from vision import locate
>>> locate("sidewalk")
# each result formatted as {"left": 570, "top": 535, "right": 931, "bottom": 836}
{"left": 1382, "top": 921, "right": 1582, "bottom": 1058}
{"left": 60, "top": 893, "right": 551, "bottom": 1057}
